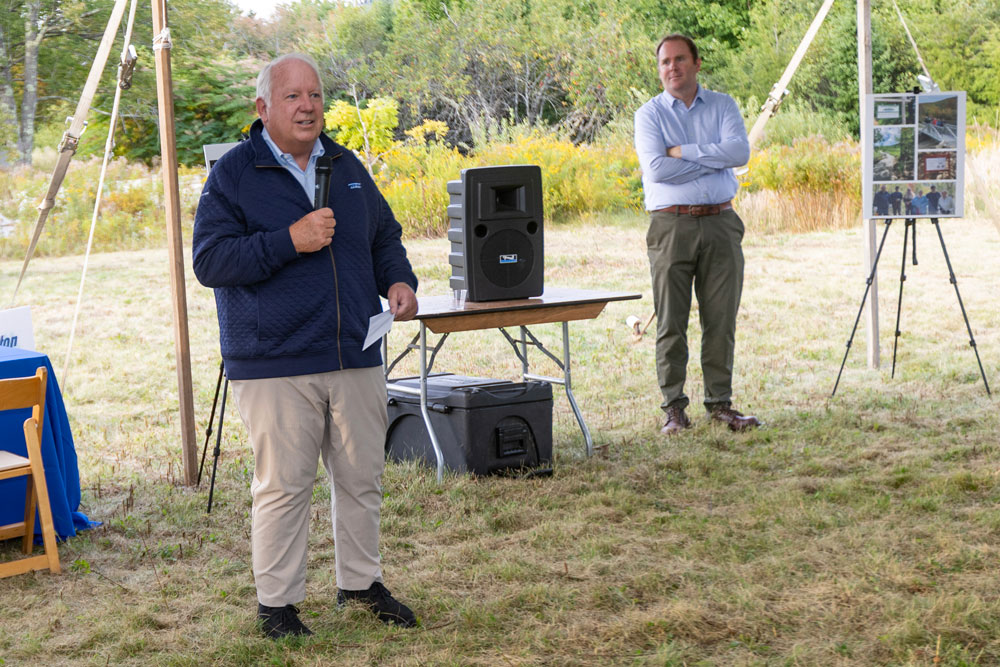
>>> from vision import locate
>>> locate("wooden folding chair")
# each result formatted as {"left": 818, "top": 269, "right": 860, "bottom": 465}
{"left": 0, "top": 367, "right": 60, "bottom": 577}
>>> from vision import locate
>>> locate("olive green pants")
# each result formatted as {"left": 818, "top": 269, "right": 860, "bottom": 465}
{"left": 646, "top": 208, "right": 744, "bottom": 413}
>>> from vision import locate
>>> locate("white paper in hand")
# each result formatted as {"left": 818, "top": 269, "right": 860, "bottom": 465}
{"left": 363, "top": 309, "right": 395, "bottom": 350}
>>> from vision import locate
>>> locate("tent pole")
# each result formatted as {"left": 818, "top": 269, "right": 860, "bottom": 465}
{"left": 858, "top": 0, "right": 879, "bottom": 369}
{"left": 9, "top": 0, "right": 128, "bottom": 305}
{"left": 151, "top": 0, "right": 198, "bottom": 485}
{"left": 747, "top": 0, "right": 836, "bottom": 148}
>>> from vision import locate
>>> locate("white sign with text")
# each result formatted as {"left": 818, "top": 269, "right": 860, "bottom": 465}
{"left": 0, "top": 306, "right": 35, "bottom": 351}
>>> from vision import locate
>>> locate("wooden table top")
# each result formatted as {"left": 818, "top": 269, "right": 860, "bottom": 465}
{"left": 411, "top": 287, "right": 641, "bottom": 334}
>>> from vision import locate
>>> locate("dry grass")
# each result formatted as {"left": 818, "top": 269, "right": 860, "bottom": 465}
{"left": 736, "top": 188, "right": 861, "bottom": 235}
{"left": 967, "top": 147, "right": 1000, "bottom": 237}
{"left": 0, "top": 200, "right": 999, "bottom": 664}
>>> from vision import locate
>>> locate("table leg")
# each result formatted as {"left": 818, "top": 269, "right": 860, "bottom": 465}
{"left": 517, "top": 323, "right": 595, "bottom": 459}
{"left": 562, "top": 321, "right": 593, "bottom": 457}
{"left": 419, "top": 322, "right": 446, "bottom": 482}
{"left": 381, "top": 335, "right": 388, "bottom": 378}
{"left": 520, "top": 326, "right": 529, "bottom": 376}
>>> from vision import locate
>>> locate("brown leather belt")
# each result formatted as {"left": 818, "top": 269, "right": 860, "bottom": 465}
{"left": 654, "top": 201, "right": 732, "bottom": 217}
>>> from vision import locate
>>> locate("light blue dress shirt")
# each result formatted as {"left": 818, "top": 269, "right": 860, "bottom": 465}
{"left": 261, "top": 127, "right": 326, "bottom": 204}
{"left": 634, "top": 85, "right": 750, "bottom": 211}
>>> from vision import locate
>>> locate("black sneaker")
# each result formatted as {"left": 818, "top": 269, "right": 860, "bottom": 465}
{"left": 257, "top": 603, "right": 313, "bottom": 639}
{"left": 337, "top": 582, "right": 417, "bottom": 627}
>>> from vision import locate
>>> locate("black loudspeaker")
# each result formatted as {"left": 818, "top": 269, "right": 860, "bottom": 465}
{"left": 447, "top": 165, "right": 544, "bottom": 301}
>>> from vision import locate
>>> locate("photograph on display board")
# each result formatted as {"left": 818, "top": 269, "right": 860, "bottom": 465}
{"left": 872, "top": 126, "right": 915, "bottom": 181}
{"left": 917, "top": 94, "right": 959, "bottom": 149}
{"left": 918, "top": 150, "right": 957, "bottom": 180}
{"left": 871, "top": 182, "right": 957, "bottom": 217}
{"left": 864, "top": 91, "right": 964, "bottom": 219}
{"left": 873, "top": 95, "right": 915, "bottom": 126}
{"left": 872, "top": 184, "right": 905, "bottom": 216}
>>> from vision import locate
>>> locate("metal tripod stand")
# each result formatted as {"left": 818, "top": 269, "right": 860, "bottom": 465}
{"left": 832, "top": 217, "right": 991, "bottom": 397}
{"left": 197, "top": 360, "right": 230, "bottom": 513}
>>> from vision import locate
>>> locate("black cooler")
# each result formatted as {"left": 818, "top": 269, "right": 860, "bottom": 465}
{"left": 386, "top": 373, "right": 553, "bottom": 474}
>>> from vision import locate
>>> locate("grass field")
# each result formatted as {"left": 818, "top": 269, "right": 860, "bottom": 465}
{"left": 1, "top": 209, "right": 999, "bottom": 665}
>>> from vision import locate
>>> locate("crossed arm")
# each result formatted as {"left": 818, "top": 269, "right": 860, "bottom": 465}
{"left": 634, "top": 96, "right": 749, "bottom": 185}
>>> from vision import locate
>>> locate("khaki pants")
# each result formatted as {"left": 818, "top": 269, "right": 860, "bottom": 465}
{"left": 231, "top": 366, "right": 388, "bottom": 607}
{"left": 646, "top": 208, "right": 744, "bottom": 412}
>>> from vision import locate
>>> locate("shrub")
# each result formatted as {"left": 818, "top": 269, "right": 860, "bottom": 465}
{"left": 1, "top": 122, "right": 908, "bottom": 256}
{"left": 744, "top": 135, "right": 860, "bottom": 194}
{"left": 325, "top": 97, "right": 401, "bottom": 174}
{"left": 475, "top": 128, "right": 642, "bottom": 221}
{"left": 0, "top": 158, "right": 202, "bottom": 259}
{"left": 736, "top": 136, "right": 861, "bottom": 234}
{"left": 377, "top": 122, "right": 642, "bottom": 236}
{"left": 744, "top": 100, "right": 853, "bottom": 149}
{"left": 376, "top": 142, "right": 466, "bottom": 237}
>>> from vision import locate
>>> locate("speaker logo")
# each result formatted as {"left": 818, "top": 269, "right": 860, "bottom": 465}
{"left": 499, "top": 254, "right": 518, "bottom": 264}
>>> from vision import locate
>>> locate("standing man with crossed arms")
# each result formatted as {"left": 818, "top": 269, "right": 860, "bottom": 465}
{"left": 634, "top": 34, "right": 760, "bottom": 435}
{"left": 194, "top": 53, "right": 418, "bottom": 638}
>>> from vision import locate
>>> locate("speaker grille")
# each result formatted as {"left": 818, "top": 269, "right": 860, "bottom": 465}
{"left": 480, "top": 229, "right": 534, "bottom": 288}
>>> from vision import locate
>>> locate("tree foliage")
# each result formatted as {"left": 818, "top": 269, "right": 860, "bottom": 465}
{"left": 907, "top": 0, "right": 1000, "bottom": 119}
{"left": 1, "top": 0, "right": 103, "bottom": 163}
{"left": 324, "top": 95, "right": 400, "bottom": 173}
{"left": 17, "top": 0, "right": 256, "bottom": 165}
{"left": 11, "top": 0, "right": 1000, "bottom": 166}
{"left": 792, "top": 2, "right": 920, "bottom": 135}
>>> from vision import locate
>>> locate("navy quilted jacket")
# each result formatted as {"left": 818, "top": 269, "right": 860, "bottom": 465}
{"left": 192, "top": 120, "right": 418, "bottom": 381}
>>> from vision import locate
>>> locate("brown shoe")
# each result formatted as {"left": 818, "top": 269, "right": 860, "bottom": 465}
{"left": 660, "top": 405, "right": 691, "bottom": 435}
{"left": 708, "top": 404, "right": 761, "bottom": 432}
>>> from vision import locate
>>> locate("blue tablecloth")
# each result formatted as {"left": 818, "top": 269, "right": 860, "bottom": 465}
{"left": 0, "top": 347, "right": 96, "bottom": 540}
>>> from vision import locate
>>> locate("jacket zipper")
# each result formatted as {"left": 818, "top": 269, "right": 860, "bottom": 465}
{"left": 328, "top": 245, "right": 342, "bottom": 368}
{"left": 322, "top": 153, "right": 344, "bottom": 368}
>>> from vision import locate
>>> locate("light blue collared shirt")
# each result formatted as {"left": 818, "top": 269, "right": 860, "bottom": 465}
{"left": 634, "top": 85, "right": 750, "bottom": 211}
{"left": 261, "top": 127, "right": 326, "bottom": 203}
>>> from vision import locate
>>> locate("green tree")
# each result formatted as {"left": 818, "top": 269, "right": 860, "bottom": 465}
{"left": 711, "top": 0, "right": 827, "bottom": 102}
{"left": 324, "top": 95, "right": 400, "bottom": 174}
{"left": 368, "top": 0, "right": 484, "bottom": 143}
{"left": 107, "top": 54, "right": 257, "bottom": 165}
{"left": 543, "top": 0, "right": 655, "bottom": 139}
{"left": 376, "top": 0, "right": 653, "bottom": 144}
{"left": 630, "top": 0, "right": 750, "bottom": 64}
{"left": 0, "top": 0, "right": 99, "bottom": 164}
{"left": 406, "top": 0, "right": 467, "bottom": 20}
{"left": 907, "top": 0, "right": 1000, "bottom": 117}
{"left": 73, "top": 0, "right": 259, "bottom": 165}
{"left": 793, "top": 1, "right": 919, "bottom": 135}
{"left": 307, "top": 0, "right": 394, "bottom": 105}
{"left": 233, "top": 0, "right": 333, "bottom": 61}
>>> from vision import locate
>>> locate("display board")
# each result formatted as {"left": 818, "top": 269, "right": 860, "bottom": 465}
{"left": 863, "top": 91, "right": 965, "bottom": 219}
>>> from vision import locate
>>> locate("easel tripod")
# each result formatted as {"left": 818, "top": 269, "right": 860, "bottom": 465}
{"left": 832, "top": 216, "right": 991, "bottom": 397}
{"left": 197, "top": 360, "right": 229, "bottom": 513}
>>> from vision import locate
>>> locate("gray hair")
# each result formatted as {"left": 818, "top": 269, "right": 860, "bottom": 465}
{"left": 256, "top": 53, "right": 323, "bottom": 108}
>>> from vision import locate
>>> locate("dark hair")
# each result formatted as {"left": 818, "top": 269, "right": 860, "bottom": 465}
{"left": 655, "top": 34, "right": 700, "bottom": 62}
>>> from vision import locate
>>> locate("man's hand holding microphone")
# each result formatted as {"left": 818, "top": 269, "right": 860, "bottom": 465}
{"left": 289, "top": 208, "right": 336, "bottom": 252}
{"left": 290, "top": 155, "right": 337, "bottom": 253}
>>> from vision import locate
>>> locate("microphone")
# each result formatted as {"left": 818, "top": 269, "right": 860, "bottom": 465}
{"left": 314, "top": 156, "right": 334, "bottom": 210}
